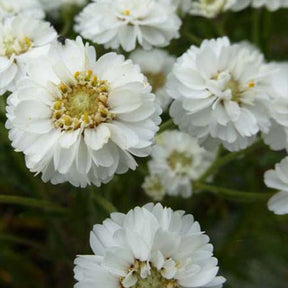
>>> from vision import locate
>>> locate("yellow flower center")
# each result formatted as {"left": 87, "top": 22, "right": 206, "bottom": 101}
{"left": 145, "top": 72, "right": 166, "bottom": 92}
{"left": 1, "top": 36, "right": 33, "bottom": 58}
{"left": 52, "top": 70, "right": 115, "bottom": 131}
{"left": 121, "top": 261, "right": 179, "bottom": 288}
{"left": 168, "top": 150, "right": 193, "bottom": 172}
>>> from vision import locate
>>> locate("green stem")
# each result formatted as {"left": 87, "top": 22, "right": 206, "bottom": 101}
{"left": 158, "top": 119, "right": 175, "bottom": 134}
{"left": 199, "top": 140, "right": 264, "bottom": 183}
{"left": 252, "top": 9, "right": 261, "bottom": 47}
{"left": 0, "top": 233, "right": 44, "bottom": 250}
{"left": 184, "top": 32, "right": 202, "bottom": 46}
{"left": 92, "top": 191, "right": 117, "bottom": 214}
{"left": 0, "top": 195, "right": 68, "bottom": 214}
{"left": 195, "top": 183, "right": 274, "bottom": 202}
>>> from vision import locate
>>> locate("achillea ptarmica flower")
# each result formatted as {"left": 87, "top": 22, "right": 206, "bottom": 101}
{"left": 262, "top": 63, "right": 288, "bottom": 151}
{"left": 143, "top": 130, "right": 215, "bottom": 200}
{"left": 0, "top": 15, "right": 57, "bottom": 94}
{"left": 6, "top": 37, "right": 161, "bottom": 187}
{"left": 264, "top": 157, "right": 288, "bottom": 215}
{"left": 233, "top": 0, "right": 288, "bottom": 11}
{"left": 40, "top": 0, "right": 88, "bottom": 14}
{"left": 0, "top": 0, "right": 44, "bottom": 20}
{"left": 130, "top": 49, "right": 175, "bottom": 110}
{"left": 74, "top": 203, "right": 226, "bottom": 288}
{"left": 75, "top": 0, "right": 181, "bottom": 52}
{"left": 168, "top": 37, "right": 271, "bottom": 152}
{"left": 188, "top": 0, "right": 238, "bottom": 18}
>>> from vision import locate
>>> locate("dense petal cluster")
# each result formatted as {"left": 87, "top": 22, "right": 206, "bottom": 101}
{"left": 130, "top": 49, "right": 175, "bottom": 110}
{"left": 265, "top": 157, "right": 288, "bottom": 215}
{"left": 143, "top": 130, "right": 215, "bottom": 200}
{"left": 168, "top": 37, "right": 272, "bottom": 152}
{"left": 75, "top": 0, "right": 181, "bottom": 52}
{"left": 232, "top": 0, "right": 288, "bottom": 11}
{"left": 0, "top": 0, "right": 44, "bottom": 20}
{"left": 262, "top": 63, "right": 288, "bottom": 151}
{"left": 0, "top": 15, "right": 57, "bottom": 94}
{"left": 6, "top": 37, "right": 161, "bottom": 187}
{"left": 189, "top": 0, "right": 238, "bottom": 18}
{"left": 39, "top": 0, "right": 88, "bottom": 13}
{"left": 74, "top": 203, "right": 225, "bottom": 288}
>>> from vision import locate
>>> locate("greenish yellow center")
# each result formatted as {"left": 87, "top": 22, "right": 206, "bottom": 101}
{"left": 2, "top": 36, "right": 33, "bottom": 58}
{"left": 145, "top": 72, "right": 166, "bottom": 92}
{"left": 121, "top": 261, "right": 179, "bottom": 288}
{"left": 168, "top": 151, "right": 193, "bottom": 171}
{"left": 52, "top": 70, "right": 115, "bottom": 131}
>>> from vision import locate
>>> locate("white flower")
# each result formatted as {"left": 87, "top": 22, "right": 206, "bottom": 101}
{"left": 130, "top": 49, "right": 175, "bottom": 110}
{"left": 264, "top": 157, "right": 288, "bottom": 215}
{"left": 74, "top": 203, "right": 226, "bottom": 288}
{"left": 75, "top": 0, "right": 181, "bottom": 52}
{"left": 168, "top": 37, "right": 272, "bottom": 152}
{"left": 6, "top": 37, "right": 161, "bottom": 187}
{"left": 143, "top": 130, "right": 215, "bottom": 200}
{"left": 230, "top": 0, "right": 288, "bottom": 11}
{"left": 262, "top": 63, "right": 288, "bottom": 151}
{"left": 40, "top": 0, "right": 87, "bottom": 13}
{"left": 188, "top": 0, "right": 238, "bottom": 18}
{"left": 163, "top": 0, "right": 192, "bottom": 15}
{"left": 0, "top": 15, "right": 57, "bottom": 95}
{"left": 0, "top": 0, "right": 44, "bottom": 20}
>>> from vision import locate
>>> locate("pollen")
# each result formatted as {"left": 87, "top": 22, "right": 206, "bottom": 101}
{"left": 52, "top": 70, "right": 115, "bottom": 131}
{"left": 249, "top": 81, "right": 256, "bottom": 88}
{"left": 60, "top": 84, "right": 68, "bottom": 92}
{"left": 25, "top": 37, "right": 32, "bottom": 46}
{"left": 125, "top": 10, "right": 131, "bottom": 16}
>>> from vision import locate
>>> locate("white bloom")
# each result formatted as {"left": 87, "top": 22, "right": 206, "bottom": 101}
{"left": 75, "top": 0, "right": 181, "bottom": 52}
{"left": 264, "top": 157, "right": 288, "bottom": 215}
{"left": 6, "top": 37, "right": 161, "bottom": 187}
{"left": 130, "top": 49, "right": 175, "bottom": 110}
{"left": 40, "top": 0, "right": 87, "bottom": 13}
{"left": 143, "top": 130, "right": 215, "bottom": 200}
{"left": 163, "top": 0, "right": 192, "bottom": 14}
{"left": 0, "top": 15, "right": 57, "bottom": 95}
{"left": 168, "top": 37, "right": 272, "bottom": 152}
{"left": 188, "top": 0, "right": 238, "bottom": 18}
{"left": 0, "top": 0, "right": 44, "bottom": 20}
{"left": 230, "top": 0, "right": 288, "bottom": 11}
{"left": 74, "top": 203, "right": 226, "bottom": 288}
{"left": 262, "top": 63, "right": 288, "bottom": 151}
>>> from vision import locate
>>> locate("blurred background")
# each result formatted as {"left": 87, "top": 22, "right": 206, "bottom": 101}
{"left": 0, "top": 3, "right": 288, "bottom": 288}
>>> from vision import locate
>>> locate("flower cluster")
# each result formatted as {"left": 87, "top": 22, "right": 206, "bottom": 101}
{"left": 74, "top": 203, "right": 225, "bottom": 288}
{"left": 143, "top": 130, "right": 215, "bottom": 200}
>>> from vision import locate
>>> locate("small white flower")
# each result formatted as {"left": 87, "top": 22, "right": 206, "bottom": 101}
{"left": 130, "top": 49, "right": 175, "bottom": 110}
{"left": 262, "top": 63, "right": 288, "bottom": 151}
{"left": 6, "top": 37, "right": 161, "bottom": 187}
{"left": 0, "top": 0, "right": 44, "bottom": 20}
{"left": 75, "top": 0, "right": 182, "bottom": 52}
{"left": 143, "top": 130, "right": 215, "bottom": 200}
{"left": 188, "top": 0, "right": 238, "bottom": 18}
{"left": 163, "top": 0, "right": 193, "bottom": 15}
{"left": 230, "top": 0, "right": 288, "bottom": 11}
{"left": 74, "top": 203, "right": 226, "bottom": 288}
{"left": 264, "top": 157, "right": 288, "bottom": 215}
{"left": 40, "top": 0, "right": 87, "bottom": 13}
{"left": 168, "top": 37, "right": 272, "bottom": 152}
{"left": 0, "top": 15, "right": 57, "bottom": 95}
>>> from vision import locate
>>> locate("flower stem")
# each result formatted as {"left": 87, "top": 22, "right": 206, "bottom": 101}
{"left": 92, "top": 191, "right": 117, "bottom": 214}
{"left": 158, "top": 118, "right": 175, "bottom": 134}
{"left": 0, "top": 195, "right": 68, "bottom": 214}
{"left": 199, "top": 140, "right": 264, "bottom": 183}
{"left": 194, "top": 183, "right": 274, "bottom": 202}
{"left": 252, "top": 9, "right": 261, "bottom": 47}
